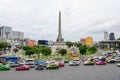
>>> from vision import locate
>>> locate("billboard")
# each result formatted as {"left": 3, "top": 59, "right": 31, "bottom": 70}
{"left": 80, "top": 38, "right": 86, "bottom": 43}
{"left": 86, "top": 37, "right": 93, "bottom": 46}
{"left": 38, "top": 40, "right": 48, "bottom": 45}
{"left": 28, "top": 40, "right": 35, "bottom": 47}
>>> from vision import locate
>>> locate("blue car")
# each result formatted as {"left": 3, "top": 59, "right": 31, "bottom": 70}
{"left": 35, "top": 61, "right": 46, "bottom": 67}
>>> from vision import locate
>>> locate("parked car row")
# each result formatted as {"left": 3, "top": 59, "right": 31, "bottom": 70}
{"left": 0, "top": 55, "right": 120, "bottom": 71}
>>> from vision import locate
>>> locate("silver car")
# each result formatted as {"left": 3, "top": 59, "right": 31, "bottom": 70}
{"left": 69, "top": 60, "right": 80, "bottom": 66}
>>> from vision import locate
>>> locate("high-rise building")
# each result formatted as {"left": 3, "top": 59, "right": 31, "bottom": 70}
{"left": 0, "top": 26, "right": 24, "bottom": 40}
{"left": 12, "top": 31, "right": 24, "bottom": 39}
{"left": 109, "top": 33, "right": 115, "bottom": 40}
{"left": 104, "top": 31, "right": 109, "bottom": 41}
{"left": 0, "top": 26, "right": 12, "bottom": 40}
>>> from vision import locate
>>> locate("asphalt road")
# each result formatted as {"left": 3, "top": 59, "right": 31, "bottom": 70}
{"left": 0, "top": 63, "right": 120, "bottom": 80}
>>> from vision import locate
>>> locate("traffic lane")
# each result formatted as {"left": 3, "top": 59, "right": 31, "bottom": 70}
{"left": 0, "top": 63, "right": 120, "bottom": 80}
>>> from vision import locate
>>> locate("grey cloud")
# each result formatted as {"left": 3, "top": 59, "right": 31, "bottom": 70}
{"left": 0, "top": 0, "right": 120, "bottom": 41}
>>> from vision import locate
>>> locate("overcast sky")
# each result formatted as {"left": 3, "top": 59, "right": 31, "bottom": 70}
{"left": 0, "top": 0, "right": 120, "bottom": 42}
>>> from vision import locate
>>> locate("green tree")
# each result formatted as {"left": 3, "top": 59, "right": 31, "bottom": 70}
{"left": 79, "top": 45, "right": 88, "bottom": 55}
{"left": 117, "top": 37, "right": 120, "bottom": 40}
{"left": 87, "top": 46, "right": 97, "bottom": 54}
{"left": 58, "top": 49, "right": 67, "bottom": 56}
{"left": 25, "top": 49, "right": 35, "bottom": 56}
{"left": 22, "top": 46, "right": 32, "bottom": 51}
{"left": 66, "top": 41, "right": 73, "bottom": 47}
{"left": 41, "top": 47, "right": 52, "bottom": 57}
{"left": 0, "top": 42, "right": 9, "bottom": 51}
{"left": 33, "top": 47, "right": 42, "bottom": 59}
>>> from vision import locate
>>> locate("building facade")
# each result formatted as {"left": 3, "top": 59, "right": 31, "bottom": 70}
{"left": 109, "top": 33, "right": 115, "bottom": 40}
{"left": 0, "top": 26, "right": 12, "bottom": 40}
{"left": 0, "top": 26, "right": 24, "bottom": 41}
{"left": 104, "top": 31, "right": 109, "bottom": 41}
{"left": 12, "top": 31, "right": 24, "bottom": 39}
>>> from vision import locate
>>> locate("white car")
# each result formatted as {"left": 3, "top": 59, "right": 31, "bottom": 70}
{"left": 69, "top": 60, "right": 80, "bottom": 66}
{"left": 24, "top": 58, "right": 35, "bottom": 68}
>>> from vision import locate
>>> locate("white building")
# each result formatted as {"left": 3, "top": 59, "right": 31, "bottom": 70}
{"left": 12, "top": 31, "right": 24, "bottom": 39}
{"left": 0, "top": 26, "right": 12, "bottom": 40}
{"left": 104, "top": 31, "right": 109, "bottom": 41}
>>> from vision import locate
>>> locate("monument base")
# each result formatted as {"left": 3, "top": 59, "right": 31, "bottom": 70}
{"left": 49, "top": 42, "right": 67, "bottom": 54}
{"left": 54, "top": 42, "right": 65, "bottom": 45}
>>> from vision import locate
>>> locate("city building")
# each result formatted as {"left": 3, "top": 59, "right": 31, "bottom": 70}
{"left": 0, "top": 26, "right": 24, "bottom": 41}
{"left": 99, "top": 32, "right": 119, "bottom": 50}
{"left": 109, "top": 33, "right": 115, "bottom": 40}
{"left": 99, "top": 40, "right": 120, "bottom": 50}
{"left": 104, "top": 31, "right": 109, "bottom": 41}
{"left": 22, "top": 38, "right": 36, "bottom": 47}
{"left": 0, "top": 26, "right": 12, "bottom": 40}
{"left": 0, "top": 26, "right": 24, "bottom": 49}
{"left": 28, "top": 40, "right": 35, "bottom": 47}
{"left": 12, "top": 31, "right": 24, "bottom": 39}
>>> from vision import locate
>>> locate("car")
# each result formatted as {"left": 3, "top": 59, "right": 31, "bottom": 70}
{"left": 93, "top": 56, "right": 99, "bottom": 62}
{"left": 64, "top": 60, "right": 69, "bottom": 63}
{"left": 82, "top": 58, "right": 88, "bottom": 62}
{"left": 99, "top": 56, "right": 106, "bottom": 61}
{"left": 107, "top": 59, "right": 116, "bottom": 63}
{"left": 46, "top": 63, "right": 59, "bottom": 69}
{"left": 0, "top": 64, "right": 10, "bottom": 70}
{"left": 57, "top": 61, "right": 65, "bottom": 67}
{"left": 35, "top": 61, "right": 46, "bottom": 67}
{"left": 15, "top": 65, "right": 30, "bottom": 71}
{"left": 117, "top": 63, "right": 120, "bottom": 67}
{"left": 69, "top": 60, "right": 80, "bottom": 66}
{"left": 96, "top": 61, "right": 106, "bottom": 65}
{"left": 114, "top": 57, "right": 120, "bottom": 63}
{"left": 9, "top": 62, "right": 19, "bottom": 67}
{"left": 24, "top": 58, "right": 35, "bottom": 68}
{"left": 83, "top": 61, "right": 94, "bottom": 65}
{"left": 35, "top": 65, "right": 44, "bottom": 70}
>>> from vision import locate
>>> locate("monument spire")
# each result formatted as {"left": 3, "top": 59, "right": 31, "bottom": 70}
{"left": 59, "top": 11, "right": 61, "bottom": 36}
{"left": 56, "top": 11, "right": 64, "bottom": 42}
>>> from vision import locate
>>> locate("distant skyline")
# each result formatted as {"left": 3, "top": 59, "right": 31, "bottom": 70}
{"left": 0, "top": 0, "right": 120, "bottom": 42}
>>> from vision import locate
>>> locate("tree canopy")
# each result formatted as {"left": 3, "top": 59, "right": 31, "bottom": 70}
{"left": 117, "top": 37, "right": 120, "bottom": 40}
{"left": 58, "top": 49, "right": 67, "bottom": 56}
{"left": 22, "top": 46, "right": 33, "bottom": 51}
{"left": 41, "top": 47, "right": 52, "bottom": 56}
{"left": 79, "top": 45, "right": 88, "bottom": 55}
{"left": 0, "top": 42, "right": 9, "bottom": 51}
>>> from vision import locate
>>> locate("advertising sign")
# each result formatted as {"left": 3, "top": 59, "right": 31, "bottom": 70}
{"left": 80, "top": 38, "right": 86, "bottom": 43}
{"left": 86, "top": 37, "right": 93, "bottom": 46}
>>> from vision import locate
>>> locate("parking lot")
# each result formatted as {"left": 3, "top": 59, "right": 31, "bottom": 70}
{"left": 0, "top": 63, "right": 120, "bottom": 80}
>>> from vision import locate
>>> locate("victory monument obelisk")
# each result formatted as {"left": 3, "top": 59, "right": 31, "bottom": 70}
{"left": 50, "top": 11, "right": 66, "bottom": 54}
{"left": 55, "top": 11, "right": 65, "bottom": 45}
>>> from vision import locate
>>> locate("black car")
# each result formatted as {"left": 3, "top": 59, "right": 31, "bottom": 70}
{"left": 35, "top": 65, "right": 44, "bottom": 70}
